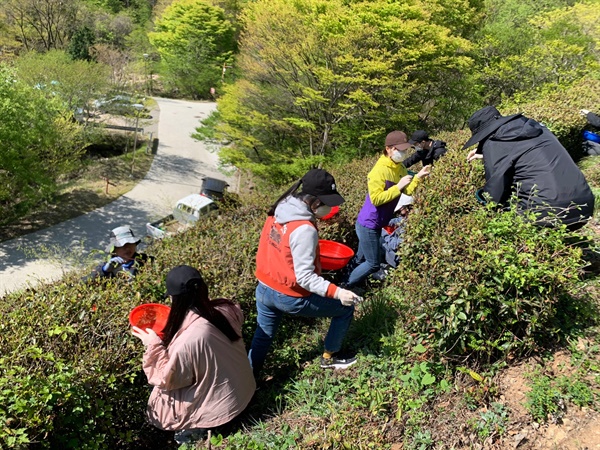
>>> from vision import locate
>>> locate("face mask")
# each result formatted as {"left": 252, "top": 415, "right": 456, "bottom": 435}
{"left": 414, "top": 146, "right": 423, "bottom": 152}
{"left": 314, "top": 204, "right": 332, "bottom": 218}
{"left": 391, "top": 150, "right": 405, "bottom": 163}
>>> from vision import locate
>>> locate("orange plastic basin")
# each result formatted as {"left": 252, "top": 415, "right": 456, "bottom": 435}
{"left": 129, "top": 303, "right": 171, "bottom": 339}
{"left": 318, "top": 239, "right": 355, "bottom": 270}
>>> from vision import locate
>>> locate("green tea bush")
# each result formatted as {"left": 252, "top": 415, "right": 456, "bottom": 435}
{"left": 0, "top": 277, "right": 155, "bottom": 449}
{"left": 501, "top": 77, "right": 600, "bottom": 158}
{"left": 0, "top": 117, "right": 597, "bottom": 447}
{"left": 392, "top": 145, "right": 587, "bottom": 363}
{"left": 0, "top": 174, "right": 360, "bottom": 449}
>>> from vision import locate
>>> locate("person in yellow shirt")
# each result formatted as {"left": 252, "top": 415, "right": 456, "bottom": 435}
{"left": 345, "top": 131, "right": 430, "bottom": 289}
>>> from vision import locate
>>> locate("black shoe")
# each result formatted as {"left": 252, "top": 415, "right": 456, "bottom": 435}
{"left": 371, "top": 268, "right": 387, "bottom": 281}
{"left": 320, "top": 354, "right": 357, "bottom": 369}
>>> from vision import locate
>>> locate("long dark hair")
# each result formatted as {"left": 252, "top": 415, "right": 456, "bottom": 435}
{"left": 267, "top": 179, "right": 302, "bottom": 216}
{"left": 267, "top": 180, "right": 321, "bottom": 217}
{"left": 161, "top": 278, "right": 241, "bottom": 346}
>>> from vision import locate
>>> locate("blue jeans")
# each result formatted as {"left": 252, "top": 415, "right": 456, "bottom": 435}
{"left": 347, "top": 222, "right": 382, "bottom": 287}
{"left": 248, "top": 282, "right": 354, "bottom": 376}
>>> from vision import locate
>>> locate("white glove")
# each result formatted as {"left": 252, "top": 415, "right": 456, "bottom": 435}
{"left": 580, "top": 109, "right": 590, "bottom": 116}
{"left": 335, "top": 288, "right": 361, "bottom": 306}
{"left": 131, "top": 326, "right": 161, "bottom": 346}
{"left": 103, "top": 256, "right": 125, "bottom": 274}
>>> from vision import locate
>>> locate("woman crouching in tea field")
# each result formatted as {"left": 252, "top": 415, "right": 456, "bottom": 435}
{"left": 131, "top": 265, "right": 255, "bottom": 444}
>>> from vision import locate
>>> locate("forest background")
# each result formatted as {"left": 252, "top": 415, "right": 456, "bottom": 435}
{"left": 1, "top": 0, "right": 600, "bottom": 449}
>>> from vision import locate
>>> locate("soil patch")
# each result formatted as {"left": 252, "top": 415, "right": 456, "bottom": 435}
{"left": 426, "top": 343, "right": 600, "bottom": 450}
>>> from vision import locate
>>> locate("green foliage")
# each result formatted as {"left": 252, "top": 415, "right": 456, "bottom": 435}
{"left": 500, "top": 78, "right": 600, "bottom": 160}
{"left": 0, "top": 65, "right": 86, "bottom": 221}
{"left": 468, "top": 402, "right": 509, "bottom": 440}
{"left": 68, "top": 26, "right": 96, "bottom": 61}
{"left": 0, "top": 142, "right": 599, "bottom": 447}
{"left": 393, "top": 145, "right": 587, "bottom": 363}
{"left": 203, "top": 0, "right": 478, "bottom": 179}
{"left": 13, "top": 50, "right": 111, "bottom": 113}
{"left": 557, "top": 376, "right": 595, "bottom": 407}
{"left": 149, "top": 0, "right": 236, "bottom": 99}
{"left": 525, "top": 374, "right": 565, "bottom": 422}
{"left": 475, "top": 0, "right": 600, "bottom": 104}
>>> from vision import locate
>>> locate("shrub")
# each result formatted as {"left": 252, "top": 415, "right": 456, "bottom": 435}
{"left": 0, "top": 175, "right": 356, "bottom": 448}
{"left": 501, "top": 77, "right": 600, "bottom": 159}
{"left": 392, "top": 145, "right": 587, "bottom": 363}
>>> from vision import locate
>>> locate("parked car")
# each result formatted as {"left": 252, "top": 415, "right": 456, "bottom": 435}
{"left": 93, "top": 95, "right": 141, "bottom": 115}
{"left": 146, "top": 194, "right": 218, "bottom": 239}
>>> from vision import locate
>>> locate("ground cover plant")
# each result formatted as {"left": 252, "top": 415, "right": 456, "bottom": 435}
{"left": 1, "top": 143, "right": 600, "bottom": 449}
{"left": 2, "top": 84, "right": 600, "bottom": 449}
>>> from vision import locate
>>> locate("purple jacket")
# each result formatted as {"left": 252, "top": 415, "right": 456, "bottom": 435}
{"left": 357, "top": 155, "right": 421, "bottom": 229}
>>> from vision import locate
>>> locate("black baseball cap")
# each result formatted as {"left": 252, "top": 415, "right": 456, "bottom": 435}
{"left": 301, "top": 169, "right": 345, "bottom": 207}
{"left": 165, "top": 265, "right": 204, "bottom": 296}
{"left": 408, "top": 130, "right": 430, "bottom": 144}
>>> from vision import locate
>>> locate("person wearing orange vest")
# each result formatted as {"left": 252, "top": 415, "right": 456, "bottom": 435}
{"left": 249, "top": 169, "right": 361, "bottom": 378}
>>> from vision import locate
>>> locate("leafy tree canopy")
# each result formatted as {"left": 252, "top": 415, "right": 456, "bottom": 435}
{"left": 14, "top": 50, "right": 111, "bottom": 113}
{"left": 198, "top": 0, "right": 478, "bottom": 181}
{"left": 149, "top": 0, "right": 237, "bottom": 99}
{"left": 0, "top": 65, "right": 85, "bottom": 218}
{"left": 475, "top": 0, "right": 599, "bottom": 103}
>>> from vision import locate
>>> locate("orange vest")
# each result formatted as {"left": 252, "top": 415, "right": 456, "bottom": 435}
{"left": 255, "top": 216, "right": 322, "bottom": 297}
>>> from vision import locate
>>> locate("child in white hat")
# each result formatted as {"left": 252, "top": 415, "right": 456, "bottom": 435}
{"left": 86, "top": 226, "right": 153, "bottom": 280}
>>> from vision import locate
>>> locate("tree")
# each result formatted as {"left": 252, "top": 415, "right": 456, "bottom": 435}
{"left": 474, "top": 0, "right": 599, "bottom": 104}
{"left": 1, "top": 0, "right": 81, "bottom": 51}
{"left": 14, "top": 50, "right": 111, "bottom": 116}
{"left": 68, "top": 26, "right": 96, "bottom": 61}
{"left": 0, "top": 65, "right": 85, "bottom": 219}
{"left": 149, "top": 0, "right": 236, "bottom": 99}
{"left": 197, "top": 0, "right": 477, "bottom": 179}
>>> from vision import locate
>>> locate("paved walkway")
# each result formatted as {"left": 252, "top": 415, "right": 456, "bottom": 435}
{"left": 0, "top": 99, "right": 231, "bottom": 296}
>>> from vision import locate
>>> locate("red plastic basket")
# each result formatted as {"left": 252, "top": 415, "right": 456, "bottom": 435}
{"left": 129, "top": 303, "right": 171, "bottom": 339}
{"left": 318, "top": 240, "right": 355, "bottom": 270}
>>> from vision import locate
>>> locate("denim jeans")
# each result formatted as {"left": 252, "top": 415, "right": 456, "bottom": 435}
{"left": 346, "top": 222, "right": 382, "bottom": 287}
{"left": 248, "top": 282, "right": 354, "bottom": 376}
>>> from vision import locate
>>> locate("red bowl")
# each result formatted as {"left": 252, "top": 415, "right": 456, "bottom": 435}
{"left": 129, "top": 303, "right": 171, "bottom": 339}
{"left": 319, "top": 240, "right": 355, "bottom": 270}
{"left": 320, "top": 205, "right": 340, "bottom": 220}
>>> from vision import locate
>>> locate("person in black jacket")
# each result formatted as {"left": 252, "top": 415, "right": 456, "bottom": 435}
{"left": 581, "top": 109, "right": 600, "bottom": 129}
{"left": 580, "top": 109, "right": 600, "bottom": 156}
{"left": 464, "top": 106, "right": 595, "bottom": 231}
{"left": 402, "top": 130, "right": 448, "bottom": 168}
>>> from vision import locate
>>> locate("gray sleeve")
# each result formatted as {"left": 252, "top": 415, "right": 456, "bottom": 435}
{"left": 288, "top": 224, "right": 333, "bottom": 297}
{"left": 587, "top": 112, "right": 600, "bottom": 128}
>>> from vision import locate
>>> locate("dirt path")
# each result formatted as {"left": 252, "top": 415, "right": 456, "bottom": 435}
{"left": 0, "top": 99, "right": 232, "bottom": 296}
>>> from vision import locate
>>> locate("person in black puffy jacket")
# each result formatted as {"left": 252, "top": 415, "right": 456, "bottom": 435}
{"left": 464, "top": 106, "right": 595, "bottom": 231}
{"left": 402, "top": 130, "right": 448, "bottom": 168}
{"left": 581, "top": 109, "right": 600, "bottom": 129}
{"left": 580, "top": 109, "right": 600, "bottom": 156}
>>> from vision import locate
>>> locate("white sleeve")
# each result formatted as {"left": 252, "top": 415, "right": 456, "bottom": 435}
{"left": 288, "top": 224, "right": 333, "bottom": 297}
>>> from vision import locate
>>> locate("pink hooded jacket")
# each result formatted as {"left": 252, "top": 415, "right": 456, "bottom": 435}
{"left": 142, "top": 302, "right": 255, "bottom": 430}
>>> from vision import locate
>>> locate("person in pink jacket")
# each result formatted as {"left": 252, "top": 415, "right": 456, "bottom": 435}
{"left": 132, "top": 265, "right": 256, "bottom": 445}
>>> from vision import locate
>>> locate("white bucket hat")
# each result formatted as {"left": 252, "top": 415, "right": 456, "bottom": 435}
{"left": 394, "top": 194, "right": 414, "bottom": 212}
{"left": 106, "top": 226, "right": 141, "bottom": 252}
